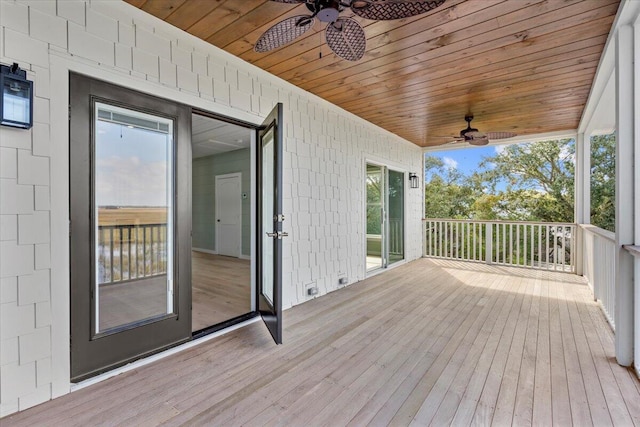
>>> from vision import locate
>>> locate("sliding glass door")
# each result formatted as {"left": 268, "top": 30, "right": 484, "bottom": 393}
{"left": 365, "top": 163, "right": 405, "bottom": 273}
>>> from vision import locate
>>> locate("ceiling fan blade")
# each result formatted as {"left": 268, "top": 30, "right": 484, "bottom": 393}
{"left": 325, "top": 17, "right": 366, "bottom": 61}
{"left": 485, "top": 131, "right": 518, "bottom": 140}
{"left": 350, "top": 0, "right": 446, "bottom": 20}
{"left": 434, "top": 136, "right": 464, "bottom": 140}
{"left": 254, "top": 15, "right": 315, "bottom": 53}
{"left": 468, "top": 138, "right": 490, "bottom": 146}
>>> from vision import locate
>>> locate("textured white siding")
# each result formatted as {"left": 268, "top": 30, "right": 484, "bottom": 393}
{"left": 0, "top": 0, "right": 423, "bottom": 416}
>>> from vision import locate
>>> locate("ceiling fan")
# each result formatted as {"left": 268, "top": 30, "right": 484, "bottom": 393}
{"left": 254, "top": 0, "right": 447, "bottom": 61}
{"left": 440, "top": 115, "right": 518, "bottom": 146}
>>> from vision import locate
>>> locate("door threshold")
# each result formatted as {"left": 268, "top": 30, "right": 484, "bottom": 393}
{"left": 70, "top": 316, "right": 260, "bottom": 392}
{"left": 192, "top": 311, "right": 258, "bottom": 339}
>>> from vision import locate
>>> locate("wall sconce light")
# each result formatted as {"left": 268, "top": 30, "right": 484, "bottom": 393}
{"left": 409, "top": 172, "right": 419, "bottom": 189}
{"left": 1, "top": 63, "right": 33, "bottom": 129}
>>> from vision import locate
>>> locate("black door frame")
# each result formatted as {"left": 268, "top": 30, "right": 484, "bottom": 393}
{"left": 70, "top": 74, "right": 284, "bottom": 382}
{"left": 69, "top": 73, "right": 192, "bottom": 381}
{"left": 256, "top": 103, "right": 284, "bottom": 344}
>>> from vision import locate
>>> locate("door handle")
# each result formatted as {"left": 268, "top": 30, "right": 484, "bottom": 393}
{"left": 266, "top": 231, "right": 289, "bottom": 239}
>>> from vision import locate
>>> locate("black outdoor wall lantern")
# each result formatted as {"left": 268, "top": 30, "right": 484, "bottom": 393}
{"left": 409, "top": 172, "right": 420, "bottom": 189}
{"left": 1, "top": 63, "right": 33, "bottom": 129}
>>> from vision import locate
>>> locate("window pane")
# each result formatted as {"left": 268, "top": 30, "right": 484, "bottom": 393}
{"left": 388, "top": 170, "right": 404, "bottom": 263}
{"left": 261, "top": 127, "right": 274, "bottom": 306}
{"left": 94, "top": 102, "right": 174, "bottom": 334}
{"left": 366, "top": 164, "right": 384, "bottom": 271}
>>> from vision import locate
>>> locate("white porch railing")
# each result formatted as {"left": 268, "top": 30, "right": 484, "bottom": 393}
{"left": 423, "top": 219, "right": 576, "bottom": 273}
{"left": 582, "top": 224, "right": 616, "bottom": 329}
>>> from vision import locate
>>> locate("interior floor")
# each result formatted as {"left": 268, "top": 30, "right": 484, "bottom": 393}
{"left": 191, "top": 251, "right": 251, "bottom": 332}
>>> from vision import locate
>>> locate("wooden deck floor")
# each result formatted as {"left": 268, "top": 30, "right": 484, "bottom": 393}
{"left": 6, "top": 259, "right": 640, "bottom": 426}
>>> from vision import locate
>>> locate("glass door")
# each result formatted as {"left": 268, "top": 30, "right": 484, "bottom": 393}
{"left": 366, "top": 164, "right": 405, "bottom": 273}
{"left": 70, "top": 74, "right": 192, "bottom": 381}
{"left": 388, "top": 170, "right": 405, "bottom": 264}
{"left": 366, "top": 164, "right": 385, "bottom": 271}
{"left": 258, "top": 103, "right": 284, "bottom": 344}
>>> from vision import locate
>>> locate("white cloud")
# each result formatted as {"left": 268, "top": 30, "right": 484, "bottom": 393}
{"left": 494, "top": 144, "right": 507, "bottom": 154}
{"left": 442, "top": 156, "right": 458, "bottom": 169}
{"left": 96, "top": 155, "right": 169, "bottom": 207}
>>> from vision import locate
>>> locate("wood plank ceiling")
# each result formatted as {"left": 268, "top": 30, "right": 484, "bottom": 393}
{"left": 126, "top": 0, "right": 620, "bottom": 147}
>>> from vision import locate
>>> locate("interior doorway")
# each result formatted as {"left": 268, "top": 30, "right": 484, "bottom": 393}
{"left": 191, "top": 113, "right": 254, "bottom": 332}
{"left": 215, "top": 173, "right": 242, "bottom": 257}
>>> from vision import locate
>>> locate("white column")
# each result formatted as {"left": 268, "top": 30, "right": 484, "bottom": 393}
{"left": 614, "top": 24, "right": 636, "bottom": 367}
{"left": 574, "top": 132, "right": 589, "bottom": 276}
{"left": 633, "top": 13, "right": 640, "bottom": 376}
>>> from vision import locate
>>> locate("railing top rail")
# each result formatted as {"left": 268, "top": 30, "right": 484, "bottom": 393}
{"left": 423, "top": 218, "right": 576, "bottom": 227}
{"left": 623, "top": 245, "right": 640, "bottom": 258}
{"left": 580, "top": 224, "right": 616, "bottom": 242}
{"left": 98, "top": 223, "right": 168, "bottom": 228}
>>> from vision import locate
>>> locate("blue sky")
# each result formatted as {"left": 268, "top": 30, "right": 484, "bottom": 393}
{"left": 426, "top": 146, "right": 501, "bottom": 176}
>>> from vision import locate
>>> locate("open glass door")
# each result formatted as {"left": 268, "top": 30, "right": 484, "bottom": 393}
{"left": 258, "top": 103, "right": 284, "bottom": 344}
{"left": 70, "top": 74, "right": 192, "bottom": 381}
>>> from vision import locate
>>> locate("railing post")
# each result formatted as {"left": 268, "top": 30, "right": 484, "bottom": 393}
{"left": 486, "top": 222, "right": 493, "bottom": 264}
{"left": 422, "top": 219, "right": 427, "bottom": 257}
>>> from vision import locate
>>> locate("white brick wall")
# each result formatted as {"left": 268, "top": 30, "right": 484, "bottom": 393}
{"left": 0, "top": 0, "right": 423, "bottom": 416}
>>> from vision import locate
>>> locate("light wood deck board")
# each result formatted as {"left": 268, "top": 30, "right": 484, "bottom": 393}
{"left": 4, "top": 258, "right": 639, "bottom": 427}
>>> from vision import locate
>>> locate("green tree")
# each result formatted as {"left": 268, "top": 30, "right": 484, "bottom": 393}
{"left": 590, "top": 134, "right": 615, "bottom": 232}
{"left": 478, "top": 139, "right": 575, "bottom": 222}
{"left": 424, "top": 156, "right": 481, "bottom": 219}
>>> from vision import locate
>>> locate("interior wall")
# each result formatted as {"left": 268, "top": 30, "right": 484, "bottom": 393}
{"left": 192, "top": 148, "right": 251, "bottom": 257}
{"left": 0, "top": 0, "right": 423, "bottom": 415}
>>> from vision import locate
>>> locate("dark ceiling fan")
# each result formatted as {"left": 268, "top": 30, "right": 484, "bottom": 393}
{"left": 439, "top": 115, "right": 518, "bottom": 146}
{"left": 255, "top": 0, "right": 447, "bottom": 61}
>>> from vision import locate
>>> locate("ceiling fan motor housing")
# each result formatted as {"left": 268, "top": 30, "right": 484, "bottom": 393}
{"left": 307, "top": 0, "right": 342, "bottom": 22}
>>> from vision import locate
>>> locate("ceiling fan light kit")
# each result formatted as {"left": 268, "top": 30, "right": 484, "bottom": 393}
{"left": 256, "top": 0, "right": 447, "bottom": 61}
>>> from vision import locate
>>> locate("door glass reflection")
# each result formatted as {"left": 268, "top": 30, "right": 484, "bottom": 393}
{"left": 261, "top": 127, "right": 275, "bottom": 305}
{"left": 94, "top": 103, "right": 174, "bottom": 334}
{"left": 366, "top": 164, "right": 384, "bottom": 271}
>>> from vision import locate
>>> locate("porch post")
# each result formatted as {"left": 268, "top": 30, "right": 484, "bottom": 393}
{"left": 614, "top": 24, "right": 636, "bottom": 367}
{"left": 574, "top": 132, "right": 590, "bottom": 276}
{"left": 633, "top": 13, "right": 640, "bottom": 376}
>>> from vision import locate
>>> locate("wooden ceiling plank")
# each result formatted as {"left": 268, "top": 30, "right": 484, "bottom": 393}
{"left": 291, "top": 0, "right": 616, "bottom": 92}
{"left": 165, "top": 0, "right": 226, "bottom": 29}
{"left": 139, "top": 0, "right": 188, "bottom": 20}
{"left": 125, "top": 0, "right": 148, "bottom": 8}
{"left": 292, "top": 0, "right": 555, "bottom": 89}
{"left": 127, "top": 0, "right": 620, "bottom": 147}
{"left": 206, "top": 1, "right": 309, "bottom": 48}
{"left": 268, "top": 0, "right": 518, "bottom": 80}
{"left": 277, "top": 0, "right": 584, "bottom": 86}
{"left": 363, "top": 77, "right": 596, "bottom": 128}
{"left": 385, "top": 97, "right": 590, "bottom": 130}
{"left": 386, "top": 89, "right": 593, "bottom": 125}
{"left": 357, "top": 70, "right": 598, "bottom": 122}
{"left": 316, "top": 35, "right": 606, "bottom": 104}
{"left": 186, "top": 0, "right": 267, "bottom": 41}
{"left": 249, "top": 0, "right": 479, "bottom": 71}
{"left": 359, "top": 89, "right": 595, "bottom": 131}
{"left": 318, "top": 14, "right": 614, "bottom": 114}
{"left": 340, "top": 49, "right": 604, "bottom": 114}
